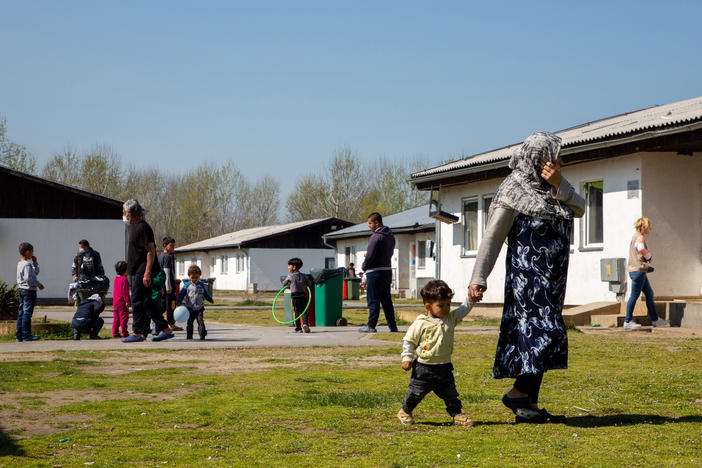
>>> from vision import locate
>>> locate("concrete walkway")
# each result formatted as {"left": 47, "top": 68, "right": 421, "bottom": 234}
{"left": 0, "top": 308, "right": 401, "bottom": 353}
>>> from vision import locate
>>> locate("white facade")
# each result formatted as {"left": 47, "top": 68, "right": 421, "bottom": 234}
{"left": 437, "top": 152, "right": 702, "bottom": 305}
{"left": 175, "top": 248, "right": 336, "bottom": 291}
{"left": 334, "top": 231, "right": 436, "bottom": 296}
{"left": 0, "top": 218, "right": 126, "bottom": 300}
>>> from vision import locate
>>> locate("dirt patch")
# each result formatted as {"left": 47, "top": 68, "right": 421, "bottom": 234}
{"left": 0, "top": 408, "right": 92, "bottom": 438}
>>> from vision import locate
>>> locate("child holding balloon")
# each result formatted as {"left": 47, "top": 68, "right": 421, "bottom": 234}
{"left": 176, "top": 264, "right": 213, "bottom": 340}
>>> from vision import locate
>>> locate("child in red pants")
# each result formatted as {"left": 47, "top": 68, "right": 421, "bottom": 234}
{"left": 112, "top": 261, "right": 130, "bottom": 338}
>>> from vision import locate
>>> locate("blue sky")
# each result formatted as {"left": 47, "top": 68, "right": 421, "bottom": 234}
{"left": 1, "top": 1, "right": 700, "bottom": 197}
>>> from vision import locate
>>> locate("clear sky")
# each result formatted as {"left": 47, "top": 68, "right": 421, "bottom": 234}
{"left": 1, "top": 1, "right": 700, "bottom": 197}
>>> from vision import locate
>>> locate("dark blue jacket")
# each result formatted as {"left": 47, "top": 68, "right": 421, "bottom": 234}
{"left": 362, "top": 225, "right": 395, "bottom": 271}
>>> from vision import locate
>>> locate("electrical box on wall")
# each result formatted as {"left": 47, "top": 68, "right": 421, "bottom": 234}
{"left": 600, "top": 258, "right": 627, "bottom": 297}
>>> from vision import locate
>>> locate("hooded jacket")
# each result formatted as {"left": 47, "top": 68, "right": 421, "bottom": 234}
{"left": 362, "top": 225, "right": 395, "bottom": 272}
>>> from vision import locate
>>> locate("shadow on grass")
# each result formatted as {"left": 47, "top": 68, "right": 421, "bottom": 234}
{"left": 566, "top": 414, "right": 702, "bottom": 427}
{"left": 0, "top": 427, "right": 25, "bottom": 457}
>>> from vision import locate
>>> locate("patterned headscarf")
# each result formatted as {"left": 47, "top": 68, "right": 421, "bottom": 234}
{"left": 491, "top": 131, "right": 573, "bottom": 220}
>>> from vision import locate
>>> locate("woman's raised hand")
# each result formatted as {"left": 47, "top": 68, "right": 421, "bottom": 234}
{"left": 541, "top": 158, "right": 562, "bottom": 189}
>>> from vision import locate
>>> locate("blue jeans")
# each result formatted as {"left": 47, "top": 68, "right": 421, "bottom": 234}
{"left": 626, "top": 272, "right": 658, "bottom": 322}
{"left": 16, "top": 289, "right": 37, "bottom": 340}
{"left": 365, "top": 270, "right": 397, "bottom": 330}
{"left": 72, "top": 316, "right": 105, "bottom": 339}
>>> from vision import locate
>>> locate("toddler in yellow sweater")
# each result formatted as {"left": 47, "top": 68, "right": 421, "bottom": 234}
{"left": 397, "top": 279, "right": 475, "bottom": 426}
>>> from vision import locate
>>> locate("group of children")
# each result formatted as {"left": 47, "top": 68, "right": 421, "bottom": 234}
{"left": 15, "top": 241, "right": 214, "bottom": 342}
{"left": 18, "top": 244, "right": 473, "bottom": 426}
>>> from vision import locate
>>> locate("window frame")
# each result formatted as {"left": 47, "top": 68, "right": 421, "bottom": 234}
{"left": 461, "top": 196, "right": 479, "bottom": 257}
{"left": 220, "top": 255, "right": 228, "bottom": 275}
{"left": 417, "top": 240, "right": 426, "bottom": 269}
{"left": 581, "top": 179, "right": 604, "bottom": 250}
{"left": 481, "top": 193, "right": 494, "bottom": 234}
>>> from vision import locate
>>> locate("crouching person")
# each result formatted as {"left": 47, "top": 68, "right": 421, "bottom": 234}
{"left": 72, "top": 294, "right": 105, "bottom": 340}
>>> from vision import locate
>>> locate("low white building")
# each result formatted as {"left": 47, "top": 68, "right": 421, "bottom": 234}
{"left": 174, "top": 218, "right": 353, "bottom": 292}
{"left": 0, "top": 165, "right": 126, "bottom": 303}
{"left": 411, "top": 96, "right": 702, "bottom": 306}
{"left": 322, "top": 205, "right": 435, "bottom": 297}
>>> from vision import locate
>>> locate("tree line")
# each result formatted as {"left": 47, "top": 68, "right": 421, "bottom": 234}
{"left": 1, "top": 118, "right": 429, "bottom": 245}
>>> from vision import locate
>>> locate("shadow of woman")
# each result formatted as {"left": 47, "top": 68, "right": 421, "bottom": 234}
{"left": 566, "top": 414, "right": 702, "bottom": 428}
{"left": 0, "top": 427, "right": 26, "bottom": 457}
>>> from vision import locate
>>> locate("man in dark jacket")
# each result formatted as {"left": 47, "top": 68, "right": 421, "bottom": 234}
{"left": 72, "top": 239, "right": 105, "bottom": 281}
{"left": 71, "top": 294, "right": 105, "bottom": 340}
{"left": 359, "top": 212, "right": 399, "bottom": 333}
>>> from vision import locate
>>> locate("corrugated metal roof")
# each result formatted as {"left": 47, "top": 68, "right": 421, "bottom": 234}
{"left": 175, "top": 218, "right": 337, "bottom": 251}
{"left": 324, "top": 205, "right": 433, "bottom": 239}
{"left": 412, "top": 95, "right": 702, "bottom": 179}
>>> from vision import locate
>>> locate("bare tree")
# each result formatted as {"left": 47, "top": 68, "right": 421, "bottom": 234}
{"left": 1, "top": 118, "right": 37, "bottom": 173}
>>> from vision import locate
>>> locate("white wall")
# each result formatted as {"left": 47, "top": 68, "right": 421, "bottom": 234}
{"left": 250, "top": 248, "right": 336, "bottom": 291}
{"left": 439, "top": 154, "right": 645, "bottom": 305}
{"left": 0, "top": 218, "right": 126, "bottom": 300}
{"left": 642, "top": 152, "right": 702, "bottom": 296}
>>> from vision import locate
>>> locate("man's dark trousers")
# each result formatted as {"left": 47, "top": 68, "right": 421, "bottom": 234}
{"left": 365, "top": 270, "right": 397, "bottom": 330}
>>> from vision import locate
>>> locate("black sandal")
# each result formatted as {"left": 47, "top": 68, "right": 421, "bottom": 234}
{"left": 502, "top": 394, "right": 531, "bottom": 414}
{"left": 515, "top": 408, "right": 546, "bottom": 424}
{"left": 538, "top": 409, "right": 566, "bottom": 424}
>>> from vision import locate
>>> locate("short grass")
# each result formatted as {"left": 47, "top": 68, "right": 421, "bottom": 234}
{"left": 0, "top": 333, "right": 700, "bottom": 467}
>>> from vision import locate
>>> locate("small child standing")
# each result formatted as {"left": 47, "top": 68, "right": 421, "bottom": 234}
{"left": 398, "top": 279, "right": 475, "bottom": 427}
{"left": 16, "top": 242, "right": 45, "bottom": 342}
{"left": 176, "top": 265, "right": 213, "bottom": 340}
{"left": 281, "top": 257, "right": 312, "bottom": 333}
{"left": 112, "top": 261, "right": 131, "bottom": 338}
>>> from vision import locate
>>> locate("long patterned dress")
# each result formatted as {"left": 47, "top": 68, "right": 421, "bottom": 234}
{"left": 493, "top": 213, "right": 572, "bottom": 379}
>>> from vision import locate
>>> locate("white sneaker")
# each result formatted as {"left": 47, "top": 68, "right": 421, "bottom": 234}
{"left": 623, "top": 321, "right": 642, "bottom": 329}
{"left": 652, "top": 318, "right": 669, "bottom": 327}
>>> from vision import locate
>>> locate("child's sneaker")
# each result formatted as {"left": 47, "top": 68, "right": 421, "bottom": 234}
{"left": 623, "top": 321, "right": 642, "bottom": 329}
{"left": 302, "top": 325, "right": 310, "bottom": 333}
{"left": 453, "top": 413, "right": 476, "bottom": 427}
{"left": 397, "top": 409, "right": 415, "bottom": 425}
{"left": 652, "top": 318, "right": 669, "bottom": 327}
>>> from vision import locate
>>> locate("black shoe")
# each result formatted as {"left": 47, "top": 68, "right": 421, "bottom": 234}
{"left": 89, "top": 336, "right": 102, "bottom": 340}
{"left": 502, "top": 394, "right": 531, "bottom": 415}
{"left": 389, "top": 327, "right": 400, "bottom": 332}
{"left": 515, "top": 408, "right": 546, "bottom": 424}
{"left": 186, "top": 335, "right": 193, "bottom": 340}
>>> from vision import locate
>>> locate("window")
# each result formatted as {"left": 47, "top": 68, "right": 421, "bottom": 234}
{"left": 583, "top": 181, "right": 603, "bottom": 245}
{"left": 325, "top": 257, "right": 336, "bottom": 268}
{"left": 482, "top": 195, "right": 493, "bottom": 233}
{"left": 235, "top": 255, "right": 244, "bottom": 273}
{"left": 220, "top": 255, "right": 228, "bottom": 275}
{"left": 345, "top": 247, "right": 351, "bottom": 267}
{"left": 462, "top": 197, "right": 478, "bottom": 255}
{"left": 176, "top": 259, "right": 184, "bottom": 276}
{"left": 417, "top": 240, "right": 426, "bottom": 268}
{"left": 211, "top": 257, "right": 216, "bottom": 274}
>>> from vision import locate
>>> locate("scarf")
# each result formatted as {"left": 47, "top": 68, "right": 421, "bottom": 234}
{"left": 491, "top": 131, "right": 573, "bottom": 221}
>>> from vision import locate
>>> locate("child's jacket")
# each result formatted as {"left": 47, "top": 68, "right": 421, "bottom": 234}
{"left": 177, "top": 281, "right": 213, "bottom": 311}
{"left": 402, "top": 302, "right": 472, "bottom": 365}
{"left": 282, "top": 271, "right": 312, "bottom": 294}
{"left": 17, "top": 259, "right": 43, "bottom": 290}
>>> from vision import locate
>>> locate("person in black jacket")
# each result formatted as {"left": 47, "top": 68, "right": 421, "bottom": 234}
{"left": 72, "top": 239, "right": 105, "bottom": 280}
{"left": 359, "top": 212, "right": 399, "bottom": 333}
{"left": 71, "top": 294, "right": 105, "bottom": 340}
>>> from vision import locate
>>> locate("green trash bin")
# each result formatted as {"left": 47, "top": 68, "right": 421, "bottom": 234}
{"left": 345, "top": 278, "right": 361, "bottom": 300}
{"left": 310, "top": 268, "right": 347, "bottom": 326}
{"left": 200, "top": 278, "right": 216, "bottom": 298}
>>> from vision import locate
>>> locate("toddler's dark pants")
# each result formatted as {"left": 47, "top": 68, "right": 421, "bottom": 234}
{"left": 186, "top": 307, "right": 206, "bottom": 339}
{"left": 292, "top": 292, "right": 309, "bottom": 330}
{"left": 402, "top": 361, "right": 462, "bottom": 416}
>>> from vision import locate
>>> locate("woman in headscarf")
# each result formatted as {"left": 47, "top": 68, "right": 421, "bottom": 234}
{"left": 468, "top": 132, "right": 585, "bottom": 423}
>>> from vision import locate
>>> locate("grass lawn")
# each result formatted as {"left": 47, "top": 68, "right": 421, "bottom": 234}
{"left": 0, "top": 332, "right": 700, "bottom": 467}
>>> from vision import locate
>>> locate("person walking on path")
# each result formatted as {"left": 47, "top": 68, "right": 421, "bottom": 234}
{"left": 121, "top": 199, "right": 174, "bottom": 343}
{"left": 158, "top": 236, "right": 182, "bottom": 331}
{"left": 468, "top": 132, "right": 585, "bottom": 423}
{"left": 359, "top": 212, "right": 398, "bottom": 333}
{"left": 623, "top": 217, "right": 669, "bottom": 329}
